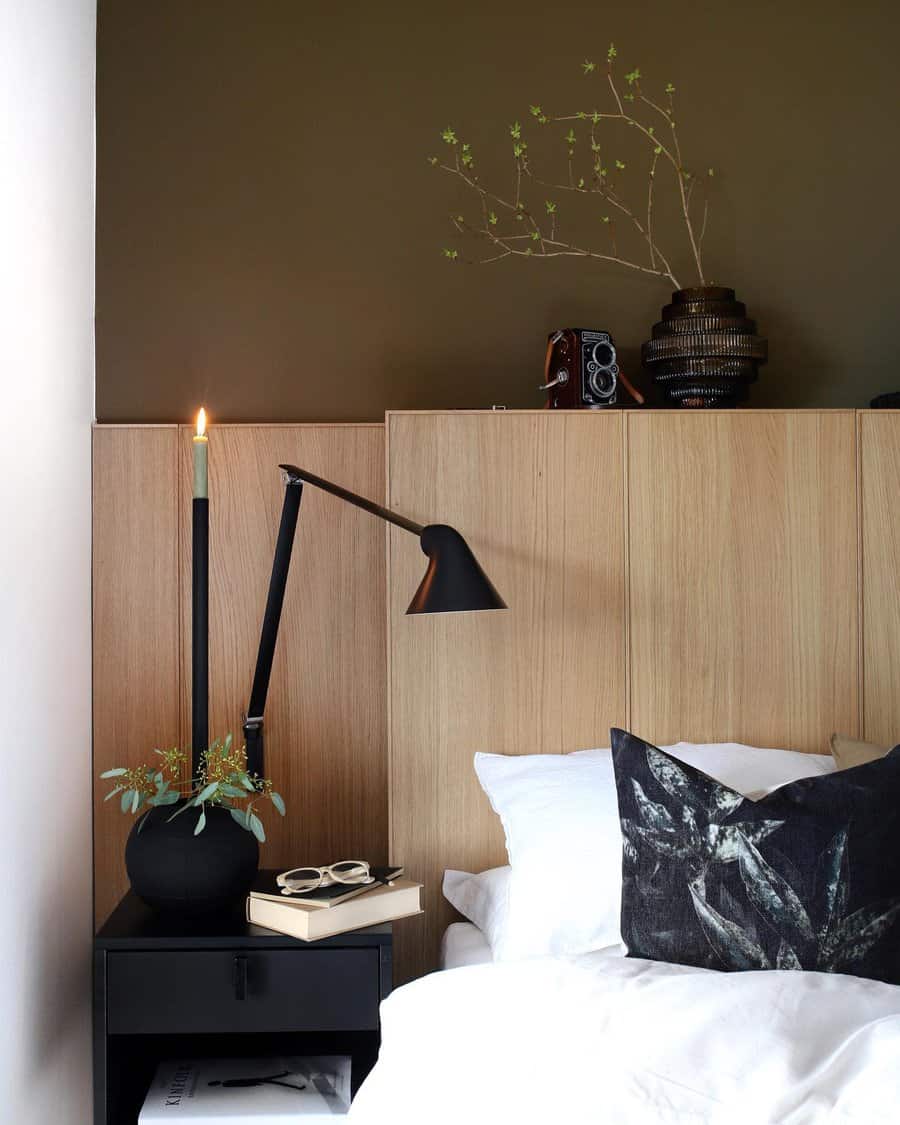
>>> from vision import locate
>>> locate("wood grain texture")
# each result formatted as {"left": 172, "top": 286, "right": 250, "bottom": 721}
{"left": 93, "top": 424, "right": 387, "bottom": 928}
{"left": 386, "top": 411, "right": 628, "bottom": 982}
{"left": 859, "top": 412, "right": 900, "bottom": 746}
{"left": 627, "top": 411, "right": 860, "bottom": 751}
{"left": 176, "top": 425, "right": 387, "bottom": 874}
{"left": 93, "top": 427, "right": 180, "bottom": 926}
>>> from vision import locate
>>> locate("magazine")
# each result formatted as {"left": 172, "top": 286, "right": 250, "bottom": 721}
{"left": 138, "top": 1056, "right": 351, "bottom": 1122}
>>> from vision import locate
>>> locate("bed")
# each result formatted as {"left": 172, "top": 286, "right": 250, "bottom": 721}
{"left": 350, "top": 738, "right": 900, "bottom": 1124}
{"left": 352, "top": 936, "right": 900, "bottom": 1124}
{"left": 366, "top": 412, "right": 900, "bottom": 1122}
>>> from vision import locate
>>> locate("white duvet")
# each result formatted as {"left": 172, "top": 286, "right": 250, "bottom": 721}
{"left": 350, "top": 952, "right": 900, "bottom": 1124}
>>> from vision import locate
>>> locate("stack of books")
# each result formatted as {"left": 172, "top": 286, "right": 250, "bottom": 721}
{"left": 246, "top": 866, "right": 422, "bottom": 941}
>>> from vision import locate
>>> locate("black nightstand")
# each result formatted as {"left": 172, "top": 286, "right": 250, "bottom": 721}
{"left": 94, "top": 889, "right": 393, "bottom": 1124}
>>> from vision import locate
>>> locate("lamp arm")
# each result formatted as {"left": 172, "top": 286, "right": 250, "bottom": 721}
{"left": 279, "top": 464, "right": 424, "bottom": 536}
{"left": 244, "top": 478, "right": 304, "bottom": 775}
{"left": 245, "top": 467, "right": 427, "bottom": 775}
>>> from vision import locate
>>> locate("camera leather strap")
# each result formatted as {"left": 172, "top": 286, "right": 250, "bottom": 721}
{"left": 618, "top": 368, "right": 645, "bottom": 405}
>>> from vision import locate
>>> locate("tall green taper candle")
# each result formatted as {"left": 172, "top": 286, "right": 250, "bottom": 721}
{"left": 193, "top": 406, "right": 208, "bottom": 497}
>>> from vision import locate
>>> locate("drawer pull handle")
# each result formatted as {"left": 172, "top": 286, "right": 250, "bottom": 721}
{"left": 233, "top": 954, "right": 249, "bottom": 1001}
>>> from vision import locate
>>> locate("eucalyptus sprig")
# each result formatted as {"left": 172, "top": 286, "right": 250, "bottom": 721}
{"left": 428, "top": 46, "right": 714, "bottom": 288}
{"left": 100, "top": 734, "right": 286, "bottom": 843}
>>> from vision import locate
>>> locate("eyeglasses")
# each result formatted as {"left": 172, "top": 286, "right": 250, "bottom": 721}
{"left": 276, "top": 860, "right": 374, "bottom": 895}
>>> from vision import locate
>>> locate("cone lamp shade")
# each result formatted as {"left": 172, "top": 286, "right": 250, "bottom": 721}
{"left": 407, "top": 524, "right": 506, "bottom": 614}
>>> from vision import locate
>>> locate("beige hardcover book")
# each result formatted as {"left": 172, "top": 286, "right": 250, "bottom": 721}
{"left": 247, "top": 879, "right": 422, "bottom": 941}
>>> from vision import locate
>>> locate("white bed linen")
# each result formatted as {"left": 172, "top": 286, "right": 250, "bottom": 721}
{"left": 440, "top": 922, "right": 493, "bottom": 969}
{"left": 351, "top": 954, "right": 900, "bottom": 1124}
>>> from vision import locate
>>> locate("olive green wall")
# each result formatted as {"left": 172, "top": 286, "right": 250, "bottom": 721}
{"left": 96, "top": 0, "right": 900, "bottom": 420}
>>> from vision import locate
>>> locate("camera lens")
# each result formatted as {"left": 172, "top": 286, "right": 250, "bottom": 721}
{"left": 589, "top": 370, "right": 614, "bottom": 398}
{"left": 592, "top": 342, "right": 614, "bottom": 368}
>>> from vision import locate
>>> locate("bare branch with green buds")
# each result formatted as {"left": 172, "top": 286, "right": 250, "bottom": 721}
{"left": 426, "top": 48, "right": 716, "bottom": 288}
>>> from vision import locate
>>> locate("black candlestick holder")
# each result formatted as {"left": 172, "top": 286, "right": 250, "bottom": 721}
{"left": 192, "top": 497, "right": 209, "bottom": 774}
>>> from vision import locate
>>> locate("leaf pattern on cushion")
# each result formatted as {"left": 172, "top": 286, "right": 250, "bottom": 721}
{"left": 817, "top": 829, "right": 850, "bottom": 938}
{"left": 709, "top": 785, "right": 745, "bottom": 820}
{"left": 646, "top": 747, "right": 713, "bottom": 810}
{"left": 689, "top": 879, "right": 770, "bottom": 970}
{"left": 736, "top": 831, "right": 815, "bottom": 946}
{"left": 776, "top": 939, "right": 802, "bottom": 970}
{"left": 622, "top": 820, "right": 695, "bottom": 860}
{"left": 631, "top": 779, "right": 676, "bottom": 832}
{"left": 820, "top": 901, "right": 900, "bottom": 972}
{"left": 622, "top": 834, "right": 640, "bottom": 867}
{"left": 705, "top": 821, "right": 785, "bottom": 863}
{"left": 611, "top": 730, "right": 900, "bottom": 983}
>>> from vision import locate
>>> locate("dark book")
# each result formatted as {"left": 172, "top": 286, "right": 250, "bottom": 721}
{"left": 249, "top": 866, "right": 405, "bottom": 909}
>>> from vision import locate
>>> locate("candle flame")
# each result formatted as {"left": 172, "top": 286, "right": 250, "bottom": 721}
{"left": 196, "top": 407, "right": 207, "bottom": 438}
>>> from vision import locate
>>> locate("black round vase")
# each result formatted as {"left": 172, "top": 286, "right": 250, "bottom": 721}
{"left": 125, "top": 802, "right": 259, "bottom": 915}
{"left": 641, "top": 286, "right": 768, "bottom": 407}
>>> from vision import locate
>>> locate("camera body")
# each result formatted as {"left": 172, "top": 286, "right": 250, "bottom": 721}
{"left": 543, "top": 329, "right": 620, "bottom": 408}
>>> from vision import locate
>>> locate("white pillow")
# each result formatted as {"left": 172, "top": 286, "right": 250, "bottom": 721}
{"left": 442, "top": 866, "right": 510, "bottom": 954}
{"left": 474, "top": 740, "right": 835, "bottom": 962}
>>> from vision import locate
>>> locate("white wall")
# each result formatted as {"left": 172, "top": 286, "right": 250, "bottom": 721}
{"left": 0, "top": 2, "right": 96, "bottom": 1122}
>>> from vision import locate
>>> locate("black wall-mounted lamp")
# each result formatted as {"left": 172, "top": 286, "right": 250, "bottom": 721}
{"left": 243, "top": 464, "right": 506, "bottom": 774}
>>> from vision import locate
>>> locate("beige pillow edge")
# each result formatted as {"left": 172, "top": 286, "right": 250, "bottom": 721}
{"left": 829, "top": 732, "right": 890, "bottom": 770}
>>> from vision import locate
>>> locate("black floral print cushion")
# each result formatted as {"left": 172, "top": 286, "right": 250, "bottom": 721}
{"left": 610, "top": 728, "right": 900, "bottom": 984}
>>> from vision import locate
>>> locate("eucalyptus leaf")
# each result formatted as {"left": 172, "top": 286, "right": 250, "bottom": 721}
{"left": 148, "top": 788, "right": 179, "bottom": 807}
{"left": 131, "top": 789, "right": 140, "bottom": 814}
{"left": 230, "top": 807, "right": 250, "bottom": 829}
{"left": 271, "top": 792, "right": 286, "bottom": 817}
{"left": 104, "top": 786, "right": 124, "bottom": 801}
{"left": 223, "top": 733, "right": 233, "bottom": 754}
{"left": 120, "top": 789, "right": 134, "bottom": 813}
{"left": 249, "top": 814, "right": 266, "bottom": 843}
{"left": 197, "top": 781, "right": 219, "bottom": 803}
{"left": 100, "top": 768, "right": 128, "bottom": 778}
{"left": 167, "top": 799, "right": 192, "bottom": 823}
{"left": 240, "top": 774, "right": 256, "bottom": 793}
{"left": 194, "top": 809, "right": 207, "bottom": 836}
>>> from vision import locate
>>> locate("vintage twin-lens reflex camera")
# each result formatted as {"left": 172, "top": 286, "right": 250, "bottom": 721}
{"left": 540, "top": 329, "right": 643, "bottom": 408}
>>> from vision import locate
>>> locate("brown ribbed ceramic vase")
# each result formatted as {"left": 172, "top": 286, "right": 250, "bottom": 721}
{"left": 641, "top": 286, "right": 768, "bottom": 407}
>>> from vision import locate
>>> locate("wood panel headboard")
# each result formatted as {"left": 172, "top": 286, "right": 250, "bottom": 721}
{"left": 92, "top": 424, "right": 387, "bottom": 925}
{"left": 386, "top": 410, "right": 900, "bottom": 981}
{"left": 93, "top": 411, "right": 900, "bottom": 982}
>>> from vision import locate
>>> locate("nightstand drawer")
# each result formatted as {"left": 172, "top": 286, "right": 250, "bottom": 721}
{"left": 106, "top": 948, "right": 380, "bottom": 1034}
